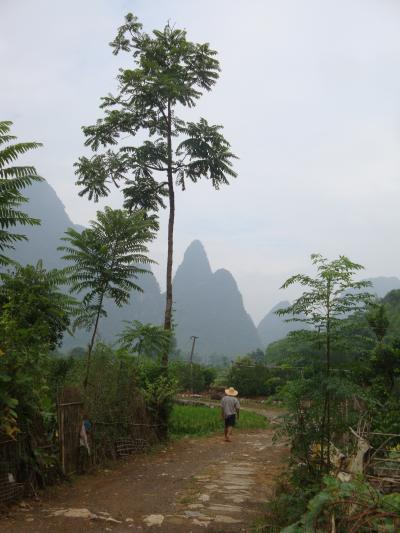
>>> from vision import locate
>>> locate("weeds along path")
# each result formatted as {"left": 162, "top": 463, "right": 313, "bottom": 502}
{"left": 1, "top": 408, "right": 288, "bottom": 532}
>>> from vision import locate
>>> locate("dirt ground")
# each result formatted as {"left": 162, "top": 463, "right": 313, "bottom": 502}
{"left": 0, "top": 409, "right": 288, "bottom": 532}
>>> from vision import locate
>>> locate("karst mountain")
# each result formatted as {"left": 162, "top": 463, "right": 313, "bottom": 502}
{"left": 9, "top": 180, "right": 262, "bottom": 357}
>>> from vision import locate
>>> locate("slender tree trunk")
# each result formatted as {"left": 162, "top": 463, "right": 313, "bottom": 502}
{"left": 325, "top": 281, "right": 331, "bottom": 469}
{"left": 320, "top": 391, "right": 328, "bottom": 473}
{"left": 84, "top": 293, "right": 104, "bottom": 389}
{"left": 162, "top": 100, "right": 174, "bottom": 367}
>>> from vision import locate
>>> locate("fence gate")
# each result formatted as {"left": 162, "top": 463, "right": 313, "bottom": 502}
{"left": 57, "top": 394, "right": 83, "bottom": 476}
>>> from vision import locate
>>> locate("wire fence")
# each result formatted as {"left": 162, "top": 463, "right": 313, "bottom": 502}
{"left": 0, "top": 435, "right": 25, "bottom": 505}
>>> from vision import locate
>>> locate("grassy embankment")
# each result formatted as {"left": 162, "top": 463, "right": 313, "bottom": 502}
{"left": 169, "top": 404, "right": 268, "bottom": 439}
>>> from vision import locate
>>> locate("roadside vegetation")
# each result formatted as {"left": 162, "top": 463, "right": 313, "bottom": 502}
{"left": 0, "top": 13, "right": 236, "bottom": 502}
{"left": 253, "top": 256, "right": 400, "bottom": 532}
{"left": 169, "top": 404, "right": 267, "bottom": 439}
{"left": 2, "top": 10, "right": 400, "bottom": 533}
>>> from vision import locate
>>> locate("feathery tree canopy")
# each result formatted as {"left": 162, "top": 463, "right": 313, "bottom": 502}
{"left": 0, "top": 261, "right": 73, "bottom": 437}
{"left": 75, "top": 13, "right": 237, "bottom": 365}
{"left": 59, "top": 207, "right": 157, "bottom": 387}
{"left": 278, "top": 254, "right": 372, "bottom": 469}
{"left": 0, "top": 260, "right": 72, "bottom": 352}
{"left": 0, "top": 121, "right": 42, "bottom": 265}
{"left": 278, "top": 254, "right": 372, "bottom": 372}
{"left": 118, "top": 320, "right": 172, "bottom": 359}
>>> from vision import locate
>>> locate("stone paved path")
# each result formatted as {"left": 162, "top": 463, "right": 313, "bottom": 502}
{"left": 165, "top": 431, "right": 288, "bottom": 531}
{"left": 1, "top": 411, "right": 288, "bottom": 532}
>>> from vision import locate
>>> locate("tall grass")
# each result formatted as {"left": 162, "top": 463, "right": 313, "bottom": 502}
{"left": 169, "top": 404, "right": 267, "bottom": 438}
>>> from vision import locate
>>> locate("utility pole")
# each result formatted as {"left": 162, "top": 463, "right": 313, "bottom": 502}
{"left": 189, "top": 335, "right": 198, "bottom": 395}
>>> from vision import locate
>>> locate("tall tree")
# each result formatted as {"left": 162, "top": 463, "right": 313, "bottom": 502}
{"left": 59, "top": 207, "right": 157, "bottom": 387}
{"left": 278, "top": 254, "right": 372, "bottom": 468}
{"left": 75, "top": 14, "right": 237, "bottom": 365}
{"left": 0, "top": 121, "right": 42, "bottom": 265}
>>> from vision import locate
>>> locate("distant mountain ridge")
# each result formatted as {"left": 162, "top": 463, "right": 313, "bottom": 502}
{"left": 9, "top": 179, "right": 85, "bottom": 270}
{"left": 9, "top": 180, "right": 261, "bottom": 357}
{"left": 10, "top": 180, "right": 400, "bottom": 355}
{"left": 257, "top": 276, "right": 400, "bottom": 348}
{"left": 257, "top": 300, "right": 304, "bottom": 348}
{"left": 9, "top": 180, "right": 164, "bottom": 348}
{"left": 365, "top": 277, "right": 400, "bottom": 298}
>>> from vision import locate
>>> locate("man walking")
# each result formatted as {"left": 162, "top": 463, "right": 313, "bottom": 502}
{"left": 221, "top": 387, "right": 240, "bottom": 442}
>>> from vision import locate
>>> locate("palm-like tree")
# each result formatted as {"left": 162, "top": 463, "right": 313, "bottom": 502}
{"left": 0, "top": 121, "right": 42, "bottom": 264}
{"left": 59, "top": 207, "right": 157, "bottom": 387}
{"left": 118, "top": 320, "right": 171, "bottom": 359}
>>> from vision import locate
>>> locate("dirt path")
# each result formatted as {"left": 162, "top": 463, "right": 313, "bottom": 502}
{"left": 1, "top": 409, "right": 288, "bottom": 532}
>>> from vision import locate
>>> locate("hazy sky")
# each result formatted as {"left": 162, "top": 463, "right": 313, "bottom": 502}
{"left": 1, "top": 0, "right": 400, "bottom": 323}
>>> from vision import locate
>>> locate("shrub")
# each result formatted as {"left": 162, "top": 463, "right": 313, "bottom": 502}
{"left": 282, "top": 476, "right": 400, "bottom": 532}
{"left": 170, "top": 361, "right": 216, "bottom": 393}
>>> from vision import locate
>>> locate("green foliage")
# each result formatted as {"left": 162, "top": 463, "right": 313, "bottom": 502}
{"left": 0, "top": 262, "right": 72, "bottom": 437}
{"left": 366, "top": 303, "right": 389, "bottom": 343}
{"left": 247, "top": 348, "right": 266, "bottom": 363}
{"left": 260, "top": 259, "right": 400, "bottom": 531}
{"left": 59, "top": 207, "right": 157, "bottom": 386}
{"left": 70, "top": 343, "right": 146, "bottom": 422}
{"left": 279, "top": 375, "right": 366, "bottom": 474}
{"left": 370, "top": 344, "right": 400, "bottom": 391}
{"left": 60, "top": 207, "right": 157, "bottom": 316}
{"left": 68, "top": 346, "right": 86, "bottom": 358}
{"left": 170, "top": 361, "right": 216, "bottom": 393}
{"left": 75, "top": 14, "right": 236, "bottom": 209}
{"left": 370, "top": 394, "right": 400, "bottom": 435}
{"left": 75, "top": 13, "right": 237, "bottom": 361}
{"left": 0, "top": 261, "right": 72, "bottom": 351}
{"left": 0, "top": 121, "right": 43, "bottom": 265}
{"left": 141, "top": 372, "right": 177, "bottom": 421}
{"left": 255, "top": 475, "right": 318, "bottom": 532}
{"left": 118, "top": 320, "right": 171, "bottom": 359}
{"left": 282, "top": 476, "right": 400, "bottom": 532}
{"left": 278, "top": 254, "right": 372, "bottom": 470}
{"left": 381, "top": 290, "right": 400, "bottom": 341}
{"left": 227, "top": 356, "right": 292, "bottom": 397}
{"left": 47, "top": 355, "right": 76, "bottom": 399}
{"left": 57, "top": 344, "right": 178, "bottom": 449}
{"left": 228, "top": 356, "right": 271, "bottom": 397}
{"left": 278, "top": 254, "right": 372, "bottom": 352}
{"left": 169, "top": 404, "right": 267, "bottom": 438}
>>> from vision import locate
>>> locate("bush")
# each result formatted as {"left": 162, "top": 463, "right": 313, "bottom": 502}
{"left": 227, "top": 356, "right": 294, "bottom": 397}
{"left": 278, "top": 373, "right": 365, "bottom": 477}
{"left": 0, "top": 263, "right": 71, "bottom": 438}
{"left": 228, "top": 357, "right": 270, "bottom": 396}
{"left": 255, "top": 474, "right": 317, "bottom": 532}
{"left": 170, "top": 361, "right": 216, "bottom": 393}
{"left": 282, "top": 476, "right": 400, "bottom": 532}
{"left": 57, "top": 344, "right": 178, "bottom": 454}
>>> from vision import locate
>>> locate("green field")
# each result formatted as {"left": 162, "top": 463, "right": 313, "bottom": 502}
{"left": 169, "top": 404, "right": 268, "bottom": 438}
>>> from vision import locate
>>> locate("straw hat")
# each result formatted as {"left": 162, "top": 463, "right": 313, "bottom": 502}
{"left": 225, "top": 387, "right": 238, "bottom": 397}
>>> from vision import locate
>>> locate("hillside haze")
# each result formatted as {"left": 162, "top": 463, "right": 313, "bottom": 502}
{"left": 257, "top": 277, "right": 400, "bottom": 348}
{"left": 9, "top": 180, "right": 261, "bottom": 358}
{"left": 8, "top": 180, "right": 164, "bottom": 348}
{"left": 257, "top": 301, "right": 304, "bottom": 348}
{"left": 172, "top": 240, "right": 261, "bottom": 357}
{"left": 10, "top": 181, "right": 400, "bottom": 355}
